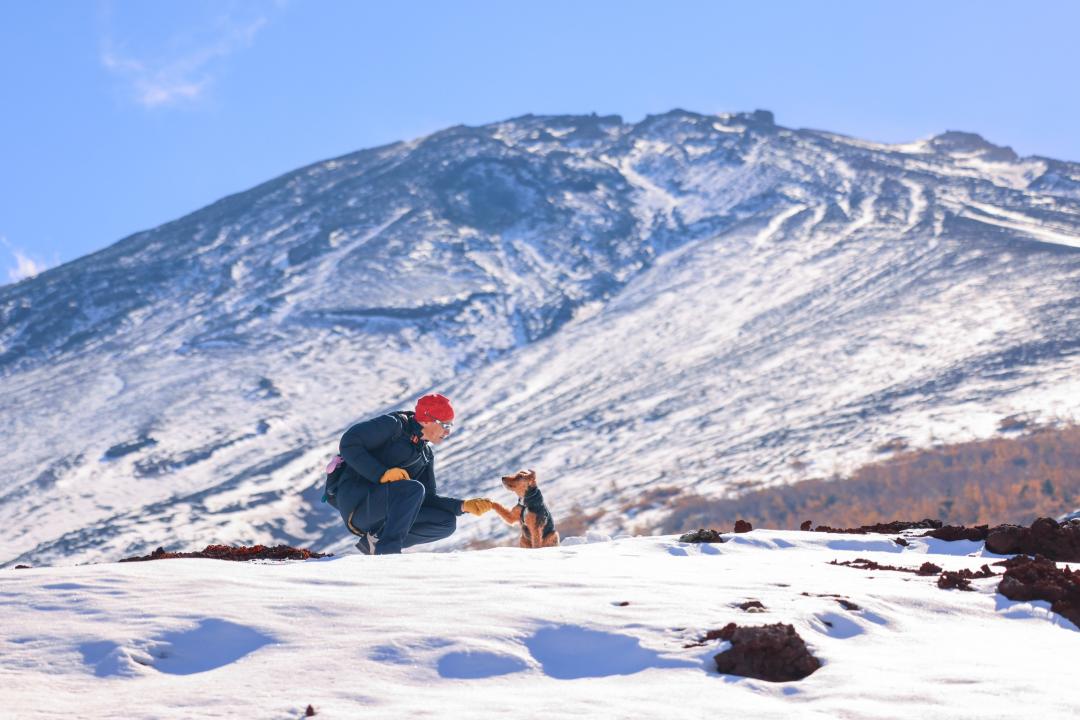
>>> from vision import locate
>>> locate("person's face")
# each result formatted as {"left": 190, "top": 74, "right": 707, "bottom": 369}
{"left": 419, "top": 417, "right": 452, "bottom": 444}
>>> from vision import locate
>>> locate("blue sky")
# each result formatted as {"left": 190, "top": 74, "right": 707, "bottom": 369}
{"left": 2, "top": 0, "right": 1078, "bottom": 284}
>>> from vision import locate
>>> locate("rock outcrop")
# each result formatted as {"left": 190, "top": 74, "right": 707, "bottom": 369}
{"left": 712, "top": 623, "right": 821, "bottom": 682}
{"left": 997, "top": 554, "right": 1080, "bottom": 628}
{"left": 119, "top": 544, "right": 329, "bottom": 562}
{"left": 984, "top": 518, "right": 1080, "bottom": 562}
{"left": 678, "top": 528, "right": 727, "bottom": 543}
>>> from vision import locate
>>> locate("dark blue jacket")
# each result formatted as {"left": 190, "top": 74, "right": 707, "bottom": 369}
{"left": 335, "top": 411, "right": 463, "bottom": 520}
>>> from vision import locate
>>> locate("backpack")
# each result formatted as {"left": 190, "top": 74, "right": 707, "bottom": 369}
{"left": 320, "top": 455, "right": 348, "bottom": 508}
{"left": 320, "top": 411, "right": 420, "bottom": 508}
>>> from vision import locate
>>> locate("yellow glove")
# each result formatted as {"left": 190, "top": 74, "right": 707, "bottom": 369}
{"left": 461, "top": 498, "right": 494, "bottom": 516}
{"left": 379, "top": 468, "right": 410, "bottom": 483}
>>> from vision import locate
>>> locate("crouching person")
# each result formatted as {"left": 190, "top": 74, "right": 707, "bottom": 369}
{"left": 329, "top": 394, "right": 493, "bottom": 555}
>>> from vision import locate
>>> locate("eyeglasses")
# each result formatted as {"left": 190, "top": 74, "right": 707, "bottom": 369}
{"left": 433, "top": 418, "right": 453, "bottom": 431}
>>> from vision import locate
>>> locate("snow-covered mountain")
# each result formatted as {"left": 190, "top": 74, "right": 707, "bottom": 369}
{"left": 3, "top": 109, "right": 1080, "bottom": 567}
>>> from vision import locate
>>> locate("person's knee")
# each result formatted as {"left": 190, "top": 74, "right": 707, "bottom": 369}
{"left": 394, "top": 479, "right": 425, "bottom": 509}
{"left": 382, "top": 480, "right": 425, "bottom": 522}
{"left": 400, "top": 507, "right": 457, "bottom": 548}
{"left": 429, "top": 509, "right": 456, "bottom": 540}
{"left": 404, "top": 479, "right": 425, "bottom": 500}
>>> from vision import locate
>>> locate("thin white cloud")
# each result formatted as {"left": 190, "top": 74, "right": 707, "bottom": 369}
{"left": 1, "top": 237, "right": 55, "bottom": 283}
{"left": 99, "top": 7, "right": 271, "bottom": 108}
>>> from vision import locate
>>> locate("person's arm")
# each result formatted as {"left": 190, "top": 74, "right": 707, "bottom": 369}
{"left": 416, "top": 455, "right": 465, "bottom": 515}
{"left": 339, "top": 415, "right": 401, "bottom": 482}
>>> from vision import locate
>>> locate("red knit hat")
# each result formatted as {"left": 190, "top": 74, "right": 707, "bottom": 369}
{"left": 415, "top": 393, "right": 454, "bottom": 422}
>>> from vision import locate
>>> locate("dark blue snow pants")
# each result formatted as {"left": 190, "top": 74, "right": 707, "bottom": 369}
{"left": 340, "top": 478, "right": 456, "bottom": 555}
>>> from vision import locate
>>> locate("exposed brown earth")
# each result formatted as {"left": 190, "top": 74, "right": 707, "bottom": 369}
{"left": 810, "top": 519, "right": 941, "bottom": 535}
{"left": 926, "top": 525, "right": 990, "bottom": 542}
{"left": 684, "top": 625, "right": 737, "bottom": 648}
{"left": 910, "top": 517, "right": 1080, "bottom": 562}
{"left": 119, "top": 544, "right": 330, "bottom": 562}
{"left": 829, "top": 558, "right": 943, "bottom": 576}
{"left": 830, "top": 557, "right": 1000, "bottom": 592}
{"left": 711, "top": 623, "right": 821, "bottom": 682}
{"left": 937, "top": 566, "right": 996, "bottom": 591}
{"left": 996, "top": 554, "right": 1080, "bottom": 628}
{"left": 982, "top": 518, "right": 1080, "bottom": 562}
{"left": 734, "top": 519, "right": 753, "bottom": 533}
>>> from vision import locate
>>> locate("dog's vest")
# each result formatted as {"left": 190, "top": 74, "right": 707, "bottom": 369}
{"left": 519, "top": 486, "right": 557, "bottom": 537}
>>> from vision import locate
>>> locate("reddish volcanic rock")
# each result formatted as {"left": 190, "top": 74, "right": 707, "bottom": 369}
{"left": 997, "top": 555, "right": 1080, "bottom": 628}
{"left": 712, "top": 623, "right": 821, "bottom": 682}
{"left": 986, "top": 524, "right": 1027, "bottom": 555}
{"left": 832, "top": 557, "right": 1000, "bottom": 591}
{"left": 985, "top": 518, "right": 1080, "bottom": 562}
{"left": 684, "top": 623, "right": 737, "bottom": 648}
{"left": 937, "top": 565, "right": 995, "bottom": 591}
{"left": 916, "top": 561, "right": 944, "bottom": 576}
{"left": 928, "top": 525, "right": 990, "bottom": 542}
{"left": 119, "top": 544, "right": 330, "bottom": 562}
{"left": 920, "top": 518, "right": 1080, "bottom": 562}
{"left": 830, "top": 558, "right": 940, "bottom": 575}
{"left": 813, "top": 519, "right": 941, "bottom": 535}
{"left": 800, "top": 520, "right": 813, "bottom": 531}
{"left": 707, "top": 623, "right": 738, "bottom": 642}
{"left": 734, "top": 519, "right": 753, "bottom": 533}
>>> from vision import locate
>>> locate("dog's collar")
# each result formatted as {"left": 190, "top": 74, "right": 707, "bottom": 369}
{"left": 519, "top": 486, "right": 544, "bottom": 511}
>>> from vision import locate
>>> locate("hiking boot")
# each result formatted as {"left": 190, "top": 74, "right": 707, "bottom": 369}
{"left": 355, "top": 532, "right": 378, "bottom": 555}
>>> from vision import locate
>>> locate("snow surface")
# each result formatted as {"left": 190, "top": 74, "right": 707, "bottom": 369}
{"left": 2, "top": 530, "right": 1077, "bottom": 719}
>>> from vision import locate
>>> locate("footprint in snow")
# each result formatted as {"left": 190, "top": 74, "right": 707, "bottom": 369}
{"left": 437, "top": 650, "right": 529, "bottom": 679}
{"left": 525, "top": 625, "right": 697, "bottom": 679}
{"left": 812, "top": 611, "right": 865, "bottom": 639}
{"left": 79, "top": 618, "right": 274, "bottom": 677}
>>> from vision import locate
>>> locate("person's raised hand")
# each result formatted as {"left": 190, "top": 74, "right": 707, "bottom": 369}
{"left": 461, "top": 498, "right": 494, "bottom": 516}
{"left": 379, "top": 468, "right": 410, "bottom": 483}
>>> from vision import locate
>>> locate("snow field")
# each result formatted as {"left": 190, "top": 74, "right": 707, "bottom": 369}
{"left": 1, "top": 530, "right": 1077, "bottom": 719}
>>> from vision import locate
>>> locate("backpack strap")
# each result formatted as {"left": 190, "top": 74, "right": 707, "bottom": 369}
{"left": 391, "top": 411, "right": 416, "bottom": 441}
{"left": 390, "top": 410, "right": 432, "bottom": 472}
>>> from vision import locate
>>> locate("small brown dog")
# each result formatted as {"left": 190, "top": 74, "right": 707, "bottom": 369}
{"left": 490, "top": 469, "right": 560, "bottom": 548}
